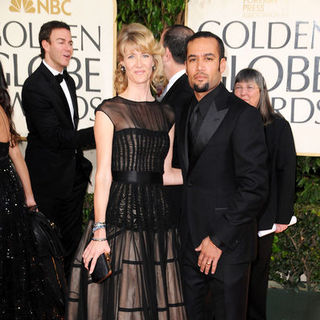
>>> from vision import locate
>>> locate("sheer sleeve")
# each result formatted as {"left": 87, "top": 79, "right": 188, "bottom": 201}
{"left": 95, "top": 99, "right": 118, "bottom": 127}
{"left": 161, "top": 103, "right": 175, "bottom": 130}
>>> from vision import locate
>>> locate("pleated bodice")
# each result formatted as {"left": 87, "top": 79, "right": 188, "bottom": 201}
{"left": 96, "top": 96, "right": 175, "bottom": 231}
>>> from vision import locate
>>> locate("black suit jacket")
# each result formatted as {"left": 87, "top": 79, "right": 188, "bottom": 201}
{"left": 259, "top": 115, "right": 296, "bottom": 230}
{"left": 22, "top": 62, "right": 94, "bottom": 197}
{"left": 178, "top": 83, "right": 268, "bottom": 264}
{"left": 162, "top": 73, "right": 194, "bottom": 168}
{"left": 161, "top": 73, "right": 194, "bottom": 226}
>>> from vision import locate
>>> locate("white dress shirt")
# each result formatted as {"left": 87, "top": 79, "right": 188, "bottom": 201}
{"left": 43, "top": 60, "right": 75, "bottom": 127}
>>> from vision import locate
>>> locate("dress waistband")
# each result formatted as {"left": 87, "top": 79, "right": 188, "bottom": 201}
{"left": 112, "top": 171, "right": 163, "bottom": 185}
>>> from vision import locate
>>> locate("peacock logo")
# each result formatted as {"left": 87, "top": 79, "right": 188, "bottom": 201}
{"left": 8, "top": 0, "right": 71, "bottom": 15}
{"left": 9, "top": 0, "right": 36, "bottom": 13}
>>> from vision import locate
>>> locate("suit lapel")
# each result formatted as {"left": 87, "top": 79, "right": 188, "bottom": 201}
{"left": 188, "top": 83, "right": 230, "bottom": 170}
{"left": 55, "top": 83, "right": 75, "bottom": 127}
{"left": 65, "top": 76, "right": 78, "bottom": 128}
{"left": 192, "top": 100, "right": 228, "bottom": 158}
{"left": 40, "top": 63, "right": 76, "bottom": 129}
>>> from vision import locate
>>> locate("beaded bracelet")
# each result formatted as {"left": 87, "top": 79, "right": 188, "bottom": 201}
{"left": 92, "top": 222, "right": 106, "bottom": 233}
{"left": 92, "top": 224, "right": 106, "bottom": 233}
{"left": 92, "top": 237, "right": 107, "bottom": 241}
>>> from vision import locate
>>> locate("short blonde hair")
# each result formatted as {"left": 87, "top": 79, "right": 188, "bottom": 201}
{"left": 115, "top": 23, "right": 165, "bottom": 94}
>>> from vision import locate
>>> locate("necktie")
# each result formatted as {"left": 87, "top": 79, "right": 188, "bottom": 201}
{"left": 188, "top": 104, "right": 201, "bottom": 158}
{"left": 189, "top": 104, "right": 201, "bottom": 142}
{"left": 55, "top": 70, "right": 69, "bottom": 83}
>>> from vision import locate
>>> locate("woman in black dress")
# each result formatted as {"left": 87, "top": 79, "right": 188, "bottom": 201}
{"left": 234, "top": 68, "right": 296, "bottom": 320}
{"left": 67, "top": 23, "right": 186, "bottom": 319}
{"left": 0, "top": 61, "right": 64, "bottom": 319}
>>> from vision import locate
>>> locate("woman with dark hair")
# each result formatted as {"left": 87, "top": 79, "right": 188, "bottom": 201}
{"left": 67, "top": 23, "right": 186, "bottom": 320}
{"left": 234, "top": 68, "right": 296, "bottom": 320}
{"left": 0, "top": 61, "right": 63, "bottom": 319}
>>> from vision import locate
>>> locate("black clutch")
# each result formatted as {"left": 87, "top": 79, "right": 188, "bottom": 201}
{"left": 89, "top": 252, "right": 112, "bottom": 283}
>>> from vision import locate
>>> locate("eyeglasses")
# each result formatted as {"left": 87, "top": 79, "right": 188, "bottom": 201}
{"left": 234, "top": 84, "right": 259, "bottom": 92}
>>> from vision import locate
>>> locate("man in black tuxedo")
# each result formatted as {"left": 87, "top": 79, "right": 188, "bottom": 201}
{"left": 160, "top": 25, "right": 194, "bottom": 225}
{"left": 179, "top": 31, "right": 269, "bottom": 320}
{"left": 22, "top": 21, "right": 95, "bottom": 277}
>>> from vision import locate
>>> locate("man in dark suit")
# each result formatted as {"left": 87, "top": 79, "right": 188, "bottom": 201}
{"left": 178, "top": 31, "right": 269, "bottom": 320}
{"left": 160, "top": 25, "right": 194, "bottom": 226}
{"left": 22, "top": 21, "right": 95, "bottom": 278}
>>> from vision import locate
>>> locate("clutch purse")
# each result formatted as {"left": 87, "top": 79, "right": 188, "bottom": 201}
{"left": 89, "top": 252, "right": 112, "bottom": 283}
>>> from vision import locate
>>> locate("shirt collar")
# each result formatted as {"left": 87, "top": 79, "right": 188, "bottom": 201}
{"left": 43, "top": 60, "right": 63, "bottom": 76}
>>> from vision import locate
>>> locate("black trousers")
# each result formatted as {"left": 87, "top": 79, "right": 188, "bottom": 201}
{"left": 247, "top": 233, "right": 274, "bottom": 320}
{"left": 181, "top": 239, "right": 250, "bottom": 320}
{"left": 35, "top": 167, "right": 89, "bottom": 280}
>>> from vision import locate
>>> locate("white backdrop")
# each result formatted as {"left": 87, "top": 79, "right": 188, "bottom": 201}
{"left": 187, "top": 0, "right": 320, "bottom": 156}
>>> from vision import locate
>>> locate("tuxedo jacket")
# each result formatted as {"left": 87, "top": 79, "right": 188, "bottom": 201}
{"left": 162, "top": 73, "right": 194, "bottom": 168}
{"left": 258, "top": 115, "right": 296, "bottom": 230}
{"left": 22, "top": 62, "right": 94, "bottom": 197}
{"left": 178, "top": 83, "right": 269, "bottom": 264}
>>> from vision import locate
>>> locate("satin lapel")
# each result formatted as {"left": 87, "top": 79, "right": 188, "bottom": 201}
{"left": 192, "top": 100, "right": 228, "bottom": 159}
{"left": 39, "top": 63, "right": 75, "bottom": 128}
{"left": 50, "top": 77, "right": 74, "bottom": 126}
{"left": 66, "top": 77, "right": 78, "bottom": 128}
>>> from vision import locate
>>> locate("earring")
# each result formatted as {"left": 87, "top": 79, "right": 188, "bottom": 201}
{"left": 152, "top": 65, "right": 156, "bottom": 71}
{"left": 120, "top": 65, "right": 125, "bottom": 73}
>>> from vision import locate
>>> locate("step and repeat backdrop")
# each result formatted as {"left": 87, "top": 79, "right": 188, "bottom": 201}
{"left": 0, "top": 0, "right": 116, "bottom": 191}
{"left": 0, "top": 0, "right": 319, "bottom": 157}
{"left": 0, "top": 0, "right": 116, "bottom": 135}
{"left": 187, "top": 0, "right": 320, "bottom": 156}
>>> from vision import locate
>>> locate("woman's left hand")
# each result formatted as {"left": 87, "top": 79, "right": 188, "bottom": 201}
{"left": 82, "top": 239, "right": 110, "bottom": 274}
{"left": 82, "top": 228, "right": 110, "bottom": 273}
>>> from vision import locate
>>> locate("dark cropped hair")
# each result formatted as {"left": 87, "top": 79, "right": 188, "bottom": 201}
{"left": 163, "top": 25, "right": 194, "bottom": 64}
{"left": 0, "top": 61, "right": 20, "bottom": 145}
{"left": 39, "top": 20, "right": 70, "bottom": 59}
{"left": 186, "top": 31, "right": 225, "bottom": 61}
{"left": 233, "top": 68, "right": 278, "bottom": 125}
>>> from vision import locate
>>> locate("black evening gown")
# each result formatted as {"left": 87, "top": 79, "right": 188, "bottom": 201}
{"left": 67, "top": 96, "right": 186, "bottom": 319}
{"left": 0, "top": 141, "right": 63, "bottom": 319}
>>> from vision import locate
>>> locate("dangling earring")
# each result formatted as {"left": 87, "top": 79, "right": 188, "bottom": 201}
{"left": 152, "top": 65, "right": 156, "bottom": 71}
{"left": 120, "top": 65, "right": 126, "bottom": 73}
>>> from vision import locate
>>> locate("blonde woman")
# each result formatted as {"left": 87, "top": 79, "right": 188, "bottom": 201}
{"left": 67, "top": 23, "right": 186, "bottom": 320}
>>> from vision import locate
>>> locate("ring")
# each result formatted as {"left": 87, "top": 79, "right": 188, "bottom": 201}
{"left": 206, "top": 262, "right": 211, "bottom": 265}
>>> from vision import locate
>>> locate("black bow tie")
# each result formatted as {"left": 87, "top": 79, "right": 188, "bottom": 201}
{"left": 55, "top": 70, "right": 69, "bottom": 83}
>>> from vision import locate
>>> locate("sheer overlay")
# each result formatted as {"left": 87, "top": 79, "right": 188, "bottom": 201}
{"left": 67, "top": 96, "right": 186, "bottom": 319}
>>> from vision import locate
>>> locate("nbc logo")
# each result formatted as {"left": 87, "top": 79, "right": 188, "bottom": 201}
{"left": 8, "top": 0, "right": 71, "bottom": 15}
{"left": 9, "top": 0, "right": 36, "bottom": 13}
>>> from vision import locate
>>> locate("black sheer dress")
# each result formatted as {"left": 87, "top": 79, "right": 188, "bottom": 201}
{"left": 0, "top": 141, "right": 63, "bottom": 319}
{"left": 67, "top": 96, "right": 186, "bottom": 319}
